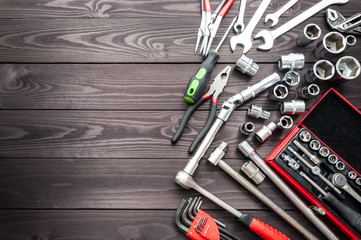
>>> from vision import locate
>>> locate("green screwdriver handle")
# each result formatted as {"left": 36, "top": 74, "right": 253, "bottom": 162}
{"left": 184, "top": 51, "right": 220, "bottom": 103}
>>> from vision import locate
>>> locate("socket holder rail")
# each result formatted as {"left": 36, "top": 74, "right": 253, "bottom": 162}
{"left": 274, "top": 127, "right": 361, "bottom": 236}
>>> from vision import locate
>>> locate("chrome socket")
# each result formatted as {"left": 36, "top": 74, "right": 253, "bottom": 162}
{"left": 280, "top": 100, "right": 305, "bottom": 115}
{"left": 299, "top": 84, "right": 320, "bottom": 100}
{"left": 309, "top": 140, "right": 321, "bottom": 151}
{"left": 277, "top": 116, "right": 293, "bottom": 129}
{"left": 299, "top": 130, "right": 311, "bottom": 142}
{"left": 304, "top": 60, "right": 335, "bottom": 83}
{"left": 334, "top": 56, "right": 361, "bottom": 82}
{"left": 282, "top": 70, "right": 301, "bottom": 87}
{"left": 235, "top": 54, "right": 259, "bottom": 77}
{"left": 318, "top": 147, "right": 330, "bottom": 158}
{"left": 241, "top": 161, "right": 265, "bottom": 185}
{"left": 247, "top": 104, "right": 270, "bottom": 120}
{"left": 346, "top": 35, "right": 356, "bottom": 47}
{"left": 268, "top": 84, "right": 288, "bottom": 101}
{"left": 278, "top": 53, "right": 305, "bottom": 71}
{"left": 240, "top": 122, "right": 255, "bottom": 136}
{"left": 356, "top": 178, "right": 361, "bottom": 186}
{"left": 328, "top": 154, "right": 338, "bottom": 164}
{"left": 313, "top": 32, "right": 346, "bottom": 59}
{"left": 255, "top": 122, "right": 277, "bottom": 143}
{"left": 335, "top": 161, "right": 345, "bottom": 171}
{"left": 296, "top": 23, "right": 322, "bottom": 47}
{"left": 347, "top": 171, "right": 358, "bottom": 180}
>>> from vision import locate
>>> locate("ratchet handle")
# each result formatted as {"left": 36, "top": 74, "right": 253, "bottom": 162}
{"left": 184, "top": 51, "right": 219, "bottom": 103}
{"left": 324, "top": 193, "right": 361, "bottom": 234}
{"left": 219, "top": 0, "right": 235, "bottom": 17}
{"left": 203, "top": 0, "right": 211, "bottom": 12}
{"left": 238, "top": 214, "right": 291, "bottom": 240}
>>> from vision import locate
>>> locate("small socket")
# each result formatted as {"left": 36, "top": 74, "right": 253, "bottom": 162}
{"left": 241, "top": 161, "right": 265, "bottom": 185}
{"left": 247, "top": 104, "right": 270, "bottom": 120}
{"left": 277, "top": 116, "right": 293, "bottom": 129}
{"left": 346, "top": 35, "right": 356, "bottom": 46}
{"left": 347, "top": 171, "right": 357, "bottom": 180}
{"left": 328, "top": 154, "right": 338, "bottom": 164}
{"left": 278, "top": 53, "right": 305, "bottom": 71}
{"left": 255, "top": 122, "right": 277, "bottom": 143}
{"left": 299, "top": 131, "right": 311, "bottom": 142}
{"left": 235, "top": 54, "right": 259, "bottom": 77}
{"left": 318, "top": 147, "right": 330, "bottom": 158}
{"left": 240, "top": 122, "right": 255, "bottom": 136}
{"left": 280, "top": 100, "right": 305, "bottom": 115}
{"left": 356, "top": 178, "right": 361, "bottom": 186}
{"left": 282, "top": 70, "right": 301, "bottom": 87}
{"left": 268, "top": 84, "right": 289, "bottom": 101}
{"left": 299, "top": 84, "right": 320, "bottom": 100}
{"left": 335, "top": 161, "right": 345, "bottom": 171}
{"left": 309, "top": 140, "right": 321, "bottom": 151}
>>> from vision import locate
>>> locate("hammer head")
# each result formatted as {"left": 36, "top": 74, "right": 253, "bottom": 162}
{"left": 264, "top": 13, "right": 279, "bottom": 27}
{"left": 254, "top": 30, "right": 275, "bottom": 51}
{"left": 230, "top": 34, "right": 253, "bottom": 54}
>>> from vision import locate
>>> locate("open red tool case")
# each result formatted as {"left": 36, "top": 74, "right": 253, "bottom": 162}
{"left": 265, "top": 88, "right": 361, "bottom": 239}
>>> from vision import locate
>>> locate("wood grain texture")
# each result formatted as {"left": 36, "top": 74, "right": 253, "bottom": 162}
{"left": 0, "top": 209, "right": 343, "bottom": 240}
{"left": 0, "top": 18, "right": 360, "bottom": 63}
{"left": 0, "top": 0, "right": 357, "bottom": 19}
{"left": 1, "top": 64, "right": 361, "bottom": 110}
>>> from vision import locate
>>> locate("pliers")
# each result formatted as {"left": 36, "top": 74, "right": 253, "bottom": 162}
{"left": 172, "top": 66, "right": 231, "bottom": 153}
{"left": 195, "top": 0, "right": 234, "bottom": 55}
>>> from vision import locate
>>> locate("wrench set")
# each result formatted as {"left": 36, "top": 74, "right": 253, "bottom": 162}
{"left": 172, "top": 0, "right": 361, "bottom": 239}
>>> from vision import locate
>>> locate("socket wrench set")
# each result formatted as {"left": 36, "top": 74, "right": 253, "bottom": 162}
{"left": 266, "top": 89, "right": 361, "bottom": 238}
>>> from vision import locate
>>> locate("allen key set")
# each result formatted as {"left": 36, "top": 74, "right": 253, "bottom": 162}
{"left": 171, "top": 0, "right": 361, "bottom": 239}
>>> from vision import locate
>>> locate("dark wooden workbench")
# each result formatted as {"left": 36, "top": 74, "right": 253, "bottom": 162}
{"left": 0, "top": 1, "right": 360, "bottom": 239}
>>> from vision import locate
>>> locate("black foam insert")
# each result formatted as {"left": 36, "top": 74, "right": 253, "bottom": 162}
{"left": 302, "top": 90, "right": 361, "bottom": 173}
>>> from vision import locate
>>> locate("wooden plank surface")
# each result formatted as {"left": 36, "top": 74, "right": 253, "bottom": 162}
{"left": 0, "top": 0, "right": 360, "bottom": 239}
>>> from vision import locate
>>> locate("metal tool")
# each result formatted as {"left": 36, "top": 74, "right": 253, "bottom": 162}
{"left": 278, "top": 53, "right": 304, "bottom": 71}
{"left": 309, "top": 140, "right": 321, "bottom": 151}
{"left": 255, "top": 122, "right": 277, "bottom": 143}
{"left": 212, "top": 0, "right": 228, "bottom": 21}
{"left": 334, "top": 56, "right": 361, "bottom": 82}
{"left": 304, "top": 60, "right": 335, "bottom": 83}
{"left": 282, "top": 70, "right": 301, "bottom": 87}
{"left": 299, "top": 84, "right": 320, "bottom": 100}
{"left": 173, "top": 171, "right": 291, "bottom": 239}
{"left": 195, "top": 0, "right": 206, "bottom": 54}
{"left": 239, "top": 122, "right": 255, "bottom": 135}
{"left": 331, "top": 173, "right": 361, "bottom": 204}
{"left": 328, "top": 154, "right": 338, "bottom": 165}
{"left": 296, "top": 23, "right": 321, "bottom": 47}
{"left": 255, "top": 0, "right": 349, "bottom": 51}
{"left": 327, "top": 8, "right": 361, "bottom": 35}
{"left": 319, "top": 147, "right": 330, "bottom": 158}
{"left": 277, "top": 116, "right": 293, "bottom": 129}
{"left": 298, "top": 171, "right": 361, "bottom": 235}
{"left": 233, "top": 0, "right": 246, "bottom": 33}
{"left": 313, "top": 32, "right": 347, "bottom": 59}
{"left": 264, "top": 0, "right": 299, "bottom": 27}
{"left": 247, "top": 104, "right": 270, "bottom": 119}
{"left": 346, "top": 35, "right": 357, "bottom": 46}
{"left": 293, "top": 139, "right": 320, "bottom": 164}
{"left": 347, "top": 171, "right": 357, "bottom": 180}
{"left": 281, "top": 154, "right": 300, "bottom": 170}
{"left": 335, "top": 161, "right": 345, "bottom": 171}
{"left": 268, "top": 84, "right": 288, "bottom": 101}
{"left": 280, "top": 100, "right": 305, "bottom": 115}
{"left": 204, "top": 0, "right": 235, "bottom": 56}
{"left": 235, "top": 54, "right": 259, "bottom": 77}
{"left": 173, "top": 66, "right": 231, "bottom": 154}
{"left": 299, "top": 131, "right": 311, "bottom": 143}
{"left": 287, "top": 146, "right": 342, "bottom": 195}
{"left": 207, "top": 142, "right": 320, "bottom": 240}
{"left": 241, "top": 161, "right": 265, "bottom": 184}
{"left": 230, "top": 0, "right": 271, "bottom": 53}
{"left": 356, "top": 178, "right": 361, "bottom": 186}
{"left": 238, "top": 141, "right": 339, "bottom": 240}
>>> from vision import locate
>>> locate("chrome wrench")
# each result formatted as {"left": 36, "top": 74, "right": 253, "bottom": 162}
{"left": 264, "top": 0, "right": 299, "bottom": 27}
{"left": 233, "top": 0, "right": 246, "bottom": 33}
{"left": 255, "top": 0, "right": 349, "bottom": 51}
{"left": 230, "top": 0, "right": 271, "bottom": 53}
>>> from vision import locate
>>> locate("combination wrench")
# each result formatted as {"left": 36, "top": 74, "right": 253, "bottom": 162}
{"left": 264, "top": 0, "right": 299, "bottom": 27}
{"left": 230, "top": 0, "right": 271, "bottom": 53}
{"left": 255, "top": 0, "right": 349, "bottom": 51}
{"left": 233, "top": 0, "right": 246, "bottom": 33}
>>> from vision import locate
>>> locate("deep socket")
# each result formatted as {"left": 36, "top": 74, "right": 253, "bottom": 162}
{"left": 313, "top": 32, "right": 346, "bottom": 59}
{"left": 296, "top": 23, "right": 321, "bottom": 46}
{"left": 268, "top": 84, "right": 289, "bottom": 101}
{"left": 240, "top": 122, "right": 255, "bottom": 135}
{"left": 304, "top": 60, "right": 335, "bottom": 83}
{"left": 282, "top": 70, "right": 301, "bottom": 87}
{"left": 280, "top": 100, "right": 305, "bottom": 115}
{"left": 299, "top": 84, "right": 320, "bottom": 100}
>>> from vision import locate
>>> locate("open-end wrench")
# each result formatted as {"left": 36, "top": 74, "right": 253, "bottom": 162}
{"left": 264, "top": 0, "right": 299, "bottom": 27}
{"left": 233, "top": 0, "right": 246, "bottom": 33}
{"left": 230, "top": 0, "right": 271, "bottom": 53}
{"left": 255, "top": 0, "right": 349, "bottom": 51}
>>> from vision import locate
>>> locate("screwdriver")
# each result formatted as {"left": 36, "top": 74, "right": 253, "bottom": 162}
{"left": 184, "top": 13, "right": 238, "bottom": 103}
